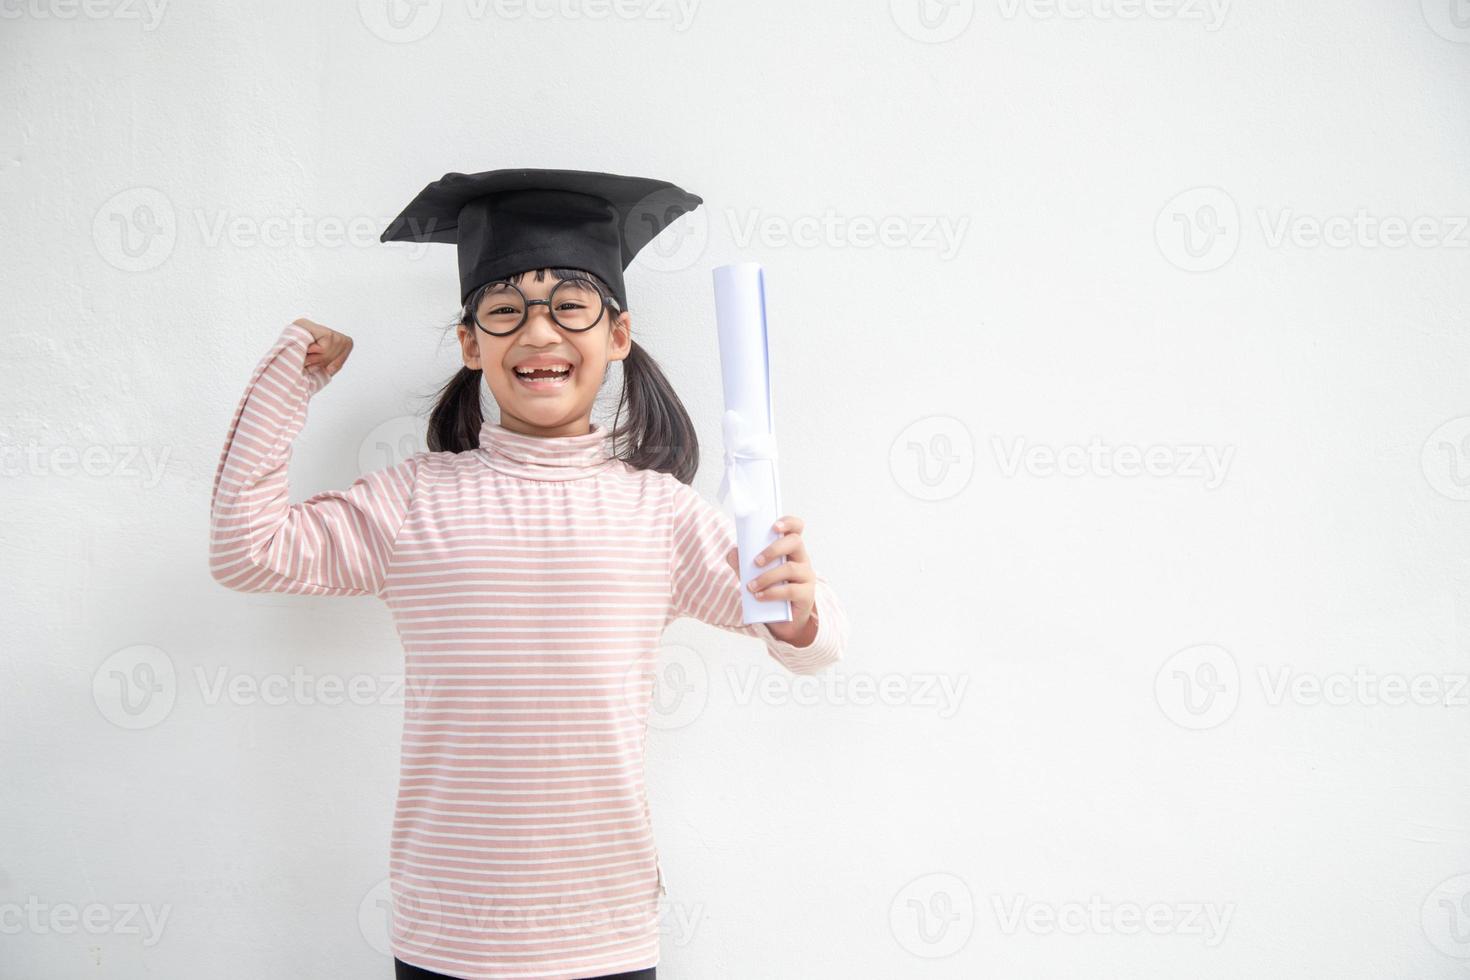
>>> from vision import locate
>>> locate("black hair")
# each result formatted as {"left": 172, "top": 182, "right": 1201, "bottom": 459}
{"left": 424, "top": 267, "right": 700, "bottom": 484}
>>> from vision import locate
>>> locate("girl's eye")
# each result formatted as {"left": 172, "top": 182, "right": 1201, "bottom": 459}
{"left": 556, "top": 302, "right": 587, "bottom": 311}
{"left": 488, "top": 306, "right": 518, "bottom": 316}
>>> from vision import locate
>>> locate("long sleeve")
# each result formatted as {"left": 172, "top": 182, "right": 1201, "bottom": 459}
{"left": 666, "top": 478, "right": 849, "bottom": 674}
{"left": 208, "top": 320, "right": 421, "bottom": 598}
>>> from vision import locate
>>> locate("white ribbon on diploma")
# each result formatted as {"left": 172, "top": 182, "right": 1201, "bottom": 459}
{"left": 717, "top": 408, "right": 780, "bottom": 518}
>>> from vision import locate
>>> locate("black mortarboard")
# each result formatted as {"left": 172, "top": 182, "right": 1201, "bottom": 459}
{"left": 379, "top": 167, "right": 703, "bottom": 310}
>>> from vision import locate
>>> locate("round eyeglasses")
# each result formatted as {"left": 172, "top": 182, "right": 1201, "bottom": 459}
{"left": 472, "top": 278, "right": 615, "bottom": 337}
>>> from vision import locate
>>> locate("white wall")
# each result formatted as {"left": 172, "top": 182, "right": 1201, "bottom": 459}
{"left": 3, "top": 0, "right": 1470, "bottom": 976}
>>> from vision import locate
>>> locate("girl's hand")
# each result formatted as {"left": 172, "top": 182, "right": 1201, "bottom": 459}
{"left": 723, "top": 515, "right": 821, "bottom": 647}
{"left": 293, "top": 317, "right": 354, "bottom": 378}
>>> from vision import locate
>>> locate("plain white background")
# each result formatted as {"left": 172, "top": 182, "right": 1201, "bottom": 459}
{"left": 4, "top": 0, "right": 1470, "bottom": 976}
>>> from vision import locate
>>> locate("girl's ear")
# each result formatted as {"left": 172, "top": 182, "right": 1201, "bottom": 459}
{"left": 457, "top": 322, "right": 482, "bottom": 371}
{"left": 608, "top": 310, "right": 634, "bottom": 363}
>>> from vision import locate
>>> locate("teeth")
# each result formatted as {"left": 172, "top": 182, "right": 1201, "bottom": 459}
{"left": 514, "top": 365, "right": 571, "bottom": 378}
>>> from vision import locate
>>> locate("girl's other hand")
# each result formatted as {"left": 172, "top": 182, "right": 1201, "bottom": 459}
{"left": 722, "top": 515, "right": 820, "bottom": 646}
{"left": 294, "top": 317, "right": 354, "bottom": 378}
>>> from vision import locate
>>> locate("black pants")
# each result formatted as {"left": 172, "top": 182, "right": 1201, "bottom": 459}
{"left": 393, "top": 957, "right": 654, "bottom": 980}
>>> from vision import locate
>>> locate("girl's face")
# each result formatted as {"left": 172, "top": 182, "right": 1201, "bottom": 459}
{"left": 459, "top": 270, "right": 632, "bottom": 438}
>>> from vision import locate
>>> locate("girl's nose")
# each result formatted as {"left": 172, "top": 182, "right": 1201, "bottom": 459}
{"left": 520, "top": 304, "right": 561, "bottom": 342}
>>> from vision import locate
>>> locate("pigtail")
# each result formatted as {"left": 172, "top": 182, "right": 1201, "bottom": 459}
{"left": 426, "top": 364, "right": 485, "bottom": 454}
{"left": 608, "top": 339, "right": 699, "bottom": 484}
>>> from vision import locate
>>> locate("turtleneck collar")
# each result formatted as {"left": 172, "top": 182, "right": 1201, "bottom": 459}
{"left": 476, "top": 419, "right": 618, "bottom": 481}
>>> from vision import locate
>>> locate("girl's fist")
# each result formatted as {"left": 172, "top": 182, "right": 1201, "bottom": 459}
{"left": 293, "top": 317, "right": 354, "bottom": 378}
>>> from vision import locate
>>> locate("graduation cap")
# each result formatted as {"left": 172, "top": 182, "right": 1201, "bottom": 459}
{"left": 379, "top": 168, "right": 703, "bottom": 311}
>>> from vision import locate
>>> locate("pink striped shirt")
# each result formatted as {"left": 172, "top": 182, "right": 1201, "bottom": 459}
{"left": 208, "top": 320, "right": 849, "bottom": 980}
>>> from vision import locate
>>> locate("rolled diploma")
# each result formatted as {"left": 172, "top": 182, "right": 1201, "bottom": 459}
{"left": 712, "top": 262, "right": 792, "bottom": 626}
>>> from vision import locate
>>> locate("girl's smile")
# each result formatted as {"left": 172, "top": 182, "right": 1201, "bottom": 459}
{"left": 511, "top": 355, "right": 576, "bottom": 392}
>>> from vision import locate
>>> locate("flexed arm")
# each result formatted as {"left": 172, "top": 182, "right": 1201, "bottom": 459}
{"left": 208, "top": 319, "right": 421, "bottom": 598}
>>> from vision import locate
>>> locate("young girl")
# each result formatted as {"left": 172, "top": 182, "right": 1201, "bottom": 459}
{"left": 208, "top": 169, "right": 850, "bottom": 980}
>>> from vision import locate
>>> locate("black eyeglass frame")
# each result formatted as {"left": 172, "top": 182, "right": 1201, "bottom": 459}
{"left": 471, "top": 277, "right": 618, "bottom": 337}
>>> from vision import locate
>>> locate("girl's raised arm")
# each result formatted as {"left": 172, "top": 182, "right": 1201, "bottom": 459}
{"left": 208, "top": 320, "right": 422, "bottom": 598}
{"left": 666, "top": 478, "right": 849, "bottom": 675}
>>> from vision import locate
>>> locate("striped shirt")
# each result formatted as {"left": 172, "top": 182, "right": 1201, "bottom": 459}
{"left": 208, "top": 320, "right": 849, "bottom": 980}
